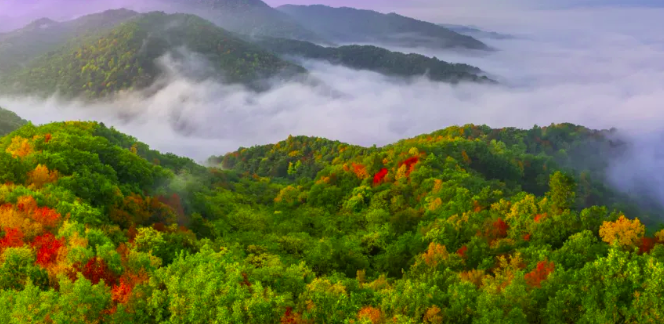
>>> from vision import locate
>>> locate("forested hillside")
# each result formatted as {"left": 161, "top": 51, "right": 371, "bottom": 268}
{"left": 0, "top": 9, "right": 139, "bottom": 75}
{"left": 277, "top": 5, "right": 489, "bottom": 50}
{"left": 255, "top": 38, "right": 493, "bottom": 83}
{"left": 0, "top": 118, "right": 663, "bottom": 322}
{"left": 0, "top": 107, "right": 27, "bottom": 136}
{"left": 0, "top": 10, "right": 305, "bottom": 99}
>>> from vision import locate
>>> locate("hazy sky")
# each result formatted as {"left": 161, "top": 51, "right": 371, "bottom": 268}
{"left": 261, "top": 0, "right": 663, "bottom": 32}
{"left": 1, "top": 0, "right": 660, "bottom": 33}
{"left": 263, "top": 0, "right": 663, "bottom": 9}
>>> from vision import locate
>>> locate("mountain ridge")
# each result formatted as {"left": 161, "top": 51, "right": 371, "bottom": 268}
{"left": 0, "top": 10, "right": 306, "bottom": 99}
{"left": 439, "top": 24, "right": 515, "bottom": 40}
{"left": 254, "top": 37, "right": 494, "bottom": 84}
{"left": 277, "top": 4, "right": 490, "bottom": 50}
{"left": 0, "top": 107, "right": 28, "bottom": 136}
{"left": 0, "top": 9, "right": 140, "bottom": 74}
{"left": 146, "top": 0, "right": 326, "bottom": 42}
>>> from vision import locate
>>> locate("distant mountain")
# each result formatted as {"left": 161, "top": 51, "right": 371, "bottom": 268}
{"left": 0, "top": 0, "right": 142, "bottom": 32}
{"left": 0, "top": 10, "right": 306, "bottom": 98}
{"left": 439, "top": 24, "right": 514, "bottom": 40}
{"left": 0, "top": 107, "right": 27, "bottom": 136}
{"left": 277, "top": 5, "right": 489, "bottom": 50}
{"left": 0, "top": 9, "right": 139, "bottom": 74}
{"left": 254, "top": 37, "right": 494, "bottom": 84}
{"left": 148, "top": 0, "right": 327, "bottom": 43}
{"left": 0, "top": 0, "right": 326, "bottom": 43}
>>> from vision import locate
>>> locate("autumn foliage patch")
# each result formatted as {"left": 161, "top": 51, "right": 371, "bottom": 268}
{"left": 400, "top": 157, "right": 419, "bottom": 176}
{"left": 352, "top": 163, "right": 370, "bottom": 179}
{"left": 457, "top": 245, "right": 468, "bottom": 258}
{"left": 639, "top": 237, "right": 657, "bottom": 254}
{"left": 32, "top": 233, "right": 65, "bottom": 267}
{"left": 492, "top": 218, "right": 509, "bottom": 239}
{"left": 81, "top": 257, "right": 117, "bottom": 286}
{"left": 0, "top": 227, "right": 25, "bottom": 250}
{"left": 357, "top": 306, "right": 382, "bottom": 324}
{"left": 525, "top": 261, "right": 555, "bottom": 288}
{"left": 281, "top": 307, "right": 307, "bottom": 324}
{"left": 373, "top": 168, "right": 388, "bottom": 185}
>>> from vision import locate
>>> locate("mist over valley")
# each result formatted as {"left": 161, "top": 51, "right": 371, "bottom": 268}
{"left": 0, "top": 1, "right": 662, "bottom": 322}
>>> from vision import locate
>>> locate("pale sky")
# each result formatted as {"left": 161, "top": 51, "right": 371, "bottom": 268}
{"left": 263, "top": 0, "right": 663, "bottom": 9}
{"left": 261, "top": 0, "right": 663, "bottom": 30}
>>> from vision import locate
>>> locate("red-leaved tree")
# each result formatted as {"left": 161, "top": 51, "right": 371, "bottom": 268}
{"left": 32, "top": 233, "right": 64, "bottom": 267}
{"left": 525, "top": 261, "right": 555, "bottom": 288}
{"left": 280, "top": 307, "right": 308, "bottom": 324}
{"left": 400, "top": 157, "right": 419, "bottom": 176}
{"left": 32, "top": 207, "right": 61, "bottom": 229}
{"left": 0, "top": 227, "right": 25, "bottom": 250}
{"left": 82, "top": 257, "right": 117, "bottom": 286}
{"left": 457, "top": 245, "right": 468, "bottom": 258}
{"left": 640, "top": 237, "right": 657, "bottom": 254}
{"left": 373, "top": 168, "right": 389, "bottom": 185}
{"left": 493, "top": 218, "right": 509, "bottom": 238}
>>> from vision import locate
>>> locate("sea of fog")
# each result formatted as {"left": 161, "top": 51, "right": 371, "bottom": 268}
{"left": 0, "top": 5, "right": 663, "bottom": 204}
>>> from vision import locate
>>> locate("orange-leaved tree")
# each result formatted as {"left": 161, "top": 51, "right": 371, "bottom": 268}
{"left": 0, "top": 196, "right": 61, "bottom": 239}
{"left": 351, "top": 163, "right": 370, "bottom": 180}
{"left": 422, "top": 242, "right": 449, "bottom": 267}
{"left": 6, "top": 136, "right": 33, "bottom": 158}
{"left": 357, "top": 306, "right": 382, "bottom": 324}
{"left": 27, "top": 164, "right": 59, "bottom": 188}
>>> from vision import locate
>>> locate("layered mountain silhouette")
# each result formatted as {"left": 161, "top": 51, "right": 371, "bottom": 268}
{"left": 277, "top": 5, "right": 489, "bottom": 50}
{"left": 254, "top": 37, "right": 493, "bottom": 83}
{"left": 150, "top": 0, "right": 326, "bottom": 42}
{"left": 0, "top": 10, "right": 306, "bottom": 98}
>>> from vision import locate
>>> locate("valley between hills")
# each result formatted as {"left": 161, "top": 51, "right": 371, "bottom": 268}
{"left": 0, "top": 1, "right": 662, "bottom": 323}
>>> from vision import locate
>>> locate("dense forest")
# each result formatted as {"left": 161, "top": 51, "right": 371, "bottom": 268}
{"left": 277, "top": 5, "right": 489, "bottom": 50}
{"left": 0, "top": 113, "right": 663, "bottom": 323}
{"left": 0, "top": 10, "right": 305, "bottom": 99}
{"left": 254, "top": 37, "right": 492, "bottom": 83}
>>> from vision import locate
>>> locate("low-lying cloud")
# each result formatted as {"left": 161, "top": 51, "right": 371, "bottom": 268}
{"left": 1, "top": 5, "right": 663, "bottom": 207}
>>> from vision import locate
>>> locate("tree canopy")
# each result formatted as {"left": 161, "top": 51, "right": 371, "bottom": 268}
{"left": 0, "top": 120, "right": 663, "bottom": 323}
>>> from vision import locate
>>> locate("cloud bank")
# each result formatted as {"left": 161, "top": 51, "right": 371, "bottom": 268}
{"left": 3, "top": 13, "right": 662, "bottom": 155}
{"left": 1, "top": 3, "right": 663, "bottom": 206}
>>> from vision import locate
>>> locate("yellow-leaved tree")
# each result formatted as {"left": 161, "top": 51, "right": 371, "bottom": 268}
{"left": 6, "top": 136, "right": 33, "bottom": 158}
{"left": 27, "top": 164, "right": 59, "bottom": 188}
{"left": 599, "top": 216, "right": 645, "bottom": 248}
